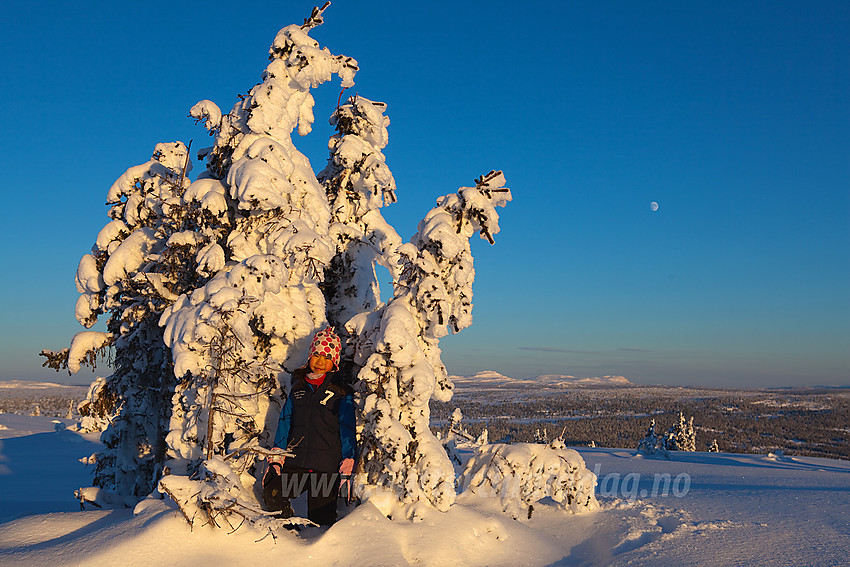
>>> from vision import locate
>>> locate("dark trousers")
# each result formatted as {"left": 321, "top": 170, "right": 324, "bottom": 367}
{"left": 263, "top": 464, "right": 340, "bottom": 526}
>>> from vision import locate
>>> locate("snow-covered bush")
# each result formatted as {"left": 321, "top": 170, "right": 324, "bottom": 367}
{"left": 457, "top": 440, "right": 599, "bottom": 519}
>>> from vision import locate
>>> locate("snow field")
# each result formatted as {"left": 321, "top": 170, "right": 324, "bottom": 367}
{"left": 2, "top": 413, "right": 849, "bottom": 566}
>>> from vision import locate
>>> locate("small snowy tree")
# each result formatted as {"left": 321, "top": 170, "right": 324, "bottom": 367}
{"left": 684, "top": 416, "right": 697, "bottom": 452}
{"left": 667, "top": 412, "right": 696, "bottom": 452}
{"left": 637, "top": 418, "right": 668, "bottom": 457}
{"left": 441, "top": 408, "right": 480, "bottom": 466}
{"left": 708, "top": 439, "right": 720, "bottom": 452}
{"left": 533, "top": 428, "right": 549, "bottom": 444}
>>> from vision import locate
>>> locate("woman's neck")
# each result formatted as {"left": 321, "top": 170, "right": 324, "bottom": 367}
{"left": 305, "top": 372, "right": 326, "bottom": 386}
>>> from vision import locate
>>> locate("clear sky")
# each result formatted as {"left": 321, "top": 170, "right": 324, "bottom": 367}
{"left": 0, "top": 1, "right": 847, "bottom": 388}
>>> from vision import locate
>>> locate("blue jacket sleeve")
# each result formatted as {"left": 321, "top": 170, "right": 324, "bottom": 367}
{"left": 338, "top": 393, "right": 356, "bottom": 460}
{"left": 274, "top": 395, "right": 293, "bottom": 449}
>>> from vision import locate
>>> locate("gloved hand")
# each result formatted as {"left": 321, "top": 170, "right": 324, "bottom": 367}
{"left": 339, "top": 458, "right": 354, "bottom": 476}
{"left": 267, "top": 447, "right": 287, "bottom": 466}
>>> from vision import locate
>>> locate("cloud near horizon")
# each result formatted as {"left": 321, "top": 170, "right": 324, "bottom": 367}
{"left": 519, "top": 346, "right": 654, "bottom": 355}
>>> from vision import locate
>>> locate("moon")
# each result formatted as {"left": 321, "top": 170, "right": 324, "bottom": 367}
{"left": 650, "top": 201, "right": 659, "bottom": 212}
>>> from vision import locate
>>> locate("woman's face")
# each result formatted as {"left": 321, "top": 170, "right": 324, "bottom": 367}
{"left": 308, "top": 353, "right": 334, "bottom": 374}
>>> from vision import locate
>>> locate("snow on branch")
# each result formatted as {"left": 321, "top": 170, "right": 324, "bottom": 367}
{"left": 159, "top": 456, "right": 310, "bottom": 535}
{"left": 190, "top": 100, "right": 223, "bottom": 135}
{"left": 66, "top": 331, "right": 114, "bottom": 374}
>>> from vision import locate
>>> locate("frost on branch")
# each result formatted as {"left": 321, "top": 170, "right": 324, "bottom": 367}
{"left": 458, "top": 440, "right": 599, "bottom": 520}
{"left": 349, "top": 172, "right": 511, "bottom": 512}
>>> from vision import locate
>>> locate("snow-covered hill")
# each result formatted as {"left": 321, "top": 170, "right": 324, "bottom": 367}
{"left": 1, "top": 412, "right": 847, "bottom": 566}
{"left": 450, "top": 370, "right": 633, "bottom": 389}
{"left": 0, "top": 380, "right": 87, "bottom": 392}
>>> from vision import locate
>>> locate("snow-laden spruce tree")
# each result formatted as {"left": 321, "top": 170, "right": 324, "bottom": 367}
{"left": 679, "top": 414, "right": 697, "bottom": 452}
{"left": 347, "top": 171, "right": 511, "bottom": 512}
{"left": 45, "top": 141, "right": 219, "bottom": 506}
{"left": 664, "top": 412, "right": 696, "bottom": 452}
{"left": 156, "top": 6, "right": 360, "bottom": 528}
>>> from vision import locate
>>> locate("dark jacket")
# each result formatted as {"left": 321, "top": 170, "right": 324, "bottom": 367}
{"left": 274, "top": 368, "right": 356, "bottom": 472}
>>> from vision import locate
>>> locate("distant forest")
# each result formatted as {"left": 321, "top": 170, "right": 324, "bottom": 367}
{"left": 3, "top": 384, "right": 848, "bottom": 460}
{"left": 431, "top": 385, "right": 850, "bottom": 460}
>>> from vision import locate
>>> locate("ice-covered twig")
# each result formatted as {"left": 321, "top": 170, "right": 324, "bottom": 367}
{"left": 302, "top": 2, "right": 332, "bottom": 30}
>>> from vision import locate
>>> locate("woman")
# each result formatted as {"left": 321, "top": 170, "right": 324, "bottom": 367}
{"left": 263, "top": 327, "right": 356, "bottom": 526}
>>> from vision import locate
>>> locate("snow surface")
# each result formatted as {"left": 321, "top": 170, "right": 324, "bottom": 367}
{"left": 1, "top": 412, "right": 848, "bottom": 566}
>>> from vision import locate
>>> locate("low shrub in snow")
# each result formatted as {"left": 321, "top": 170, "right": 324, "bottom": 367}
{"left": 457, "top": 440, "right": 599, "bottom": 520}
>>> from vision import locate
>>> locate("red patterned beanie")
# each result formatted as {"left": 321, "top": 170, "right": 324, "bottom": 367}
{"left": 308, "top": 326, "right": 342, "bottom": 369}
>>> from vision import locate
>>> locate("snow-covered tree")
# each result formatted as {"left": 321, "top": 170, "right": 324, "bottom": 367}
{"left": 637, "top": 418, "right": 668, "bottom": 457}
{"left": 534, "top": 428, "right": 549, "bottom": 444}
{"left": 639, "top": 413, "right": 696, "bottom": 457}
{"left": 708, "top": 439, "right": 720, "bottom": 452}
{"left": 349, "top": 171, "right": 511, "bottom": 512}
{"left": 441, "top": 407, "right": 480, "bottom": 466}
{"left": 48, "top": 5, "right": 526, "bottom": 530}
{"left": 683, "top": 415, "right": 697, "bottom": 452}
{"left": 45, "top": 140, "right": 220, "bottom": 506}
{"left": 157, "top": 5, "right": 359, "bottom": 528}
{"left": 666, "top": 412, "right": 696, "bottom": 452}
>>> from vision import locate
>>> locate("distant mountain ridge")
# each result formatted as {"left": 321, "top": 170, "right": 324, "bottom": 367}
{"left": 449, "top": 371, "right": 633, "bottom": 389}
{"left": 0, "top": 380, "right": 86, "bottom": 390}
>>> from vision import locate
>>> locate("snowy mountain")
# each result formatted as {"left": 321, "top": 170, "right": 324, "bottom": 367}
{"left": 1, "top": 412, "right": 847, "bottom": 566}
{"left": 450, "top": 371, "right": 634, "bottom": 389}
{"left": 0, "top": 380, "right": 86, "bottom": 391}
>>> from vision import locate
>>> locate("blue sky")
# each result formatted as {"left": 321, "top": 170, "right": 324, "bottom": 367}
{"left": 0, "top": 1, "right": 847, "bottom": 387}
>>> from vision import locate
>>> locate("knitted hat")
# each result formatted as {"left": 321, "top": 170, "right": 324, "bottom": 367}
{"left": 308, "top": 326, "right": 342, "bottom": 369}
